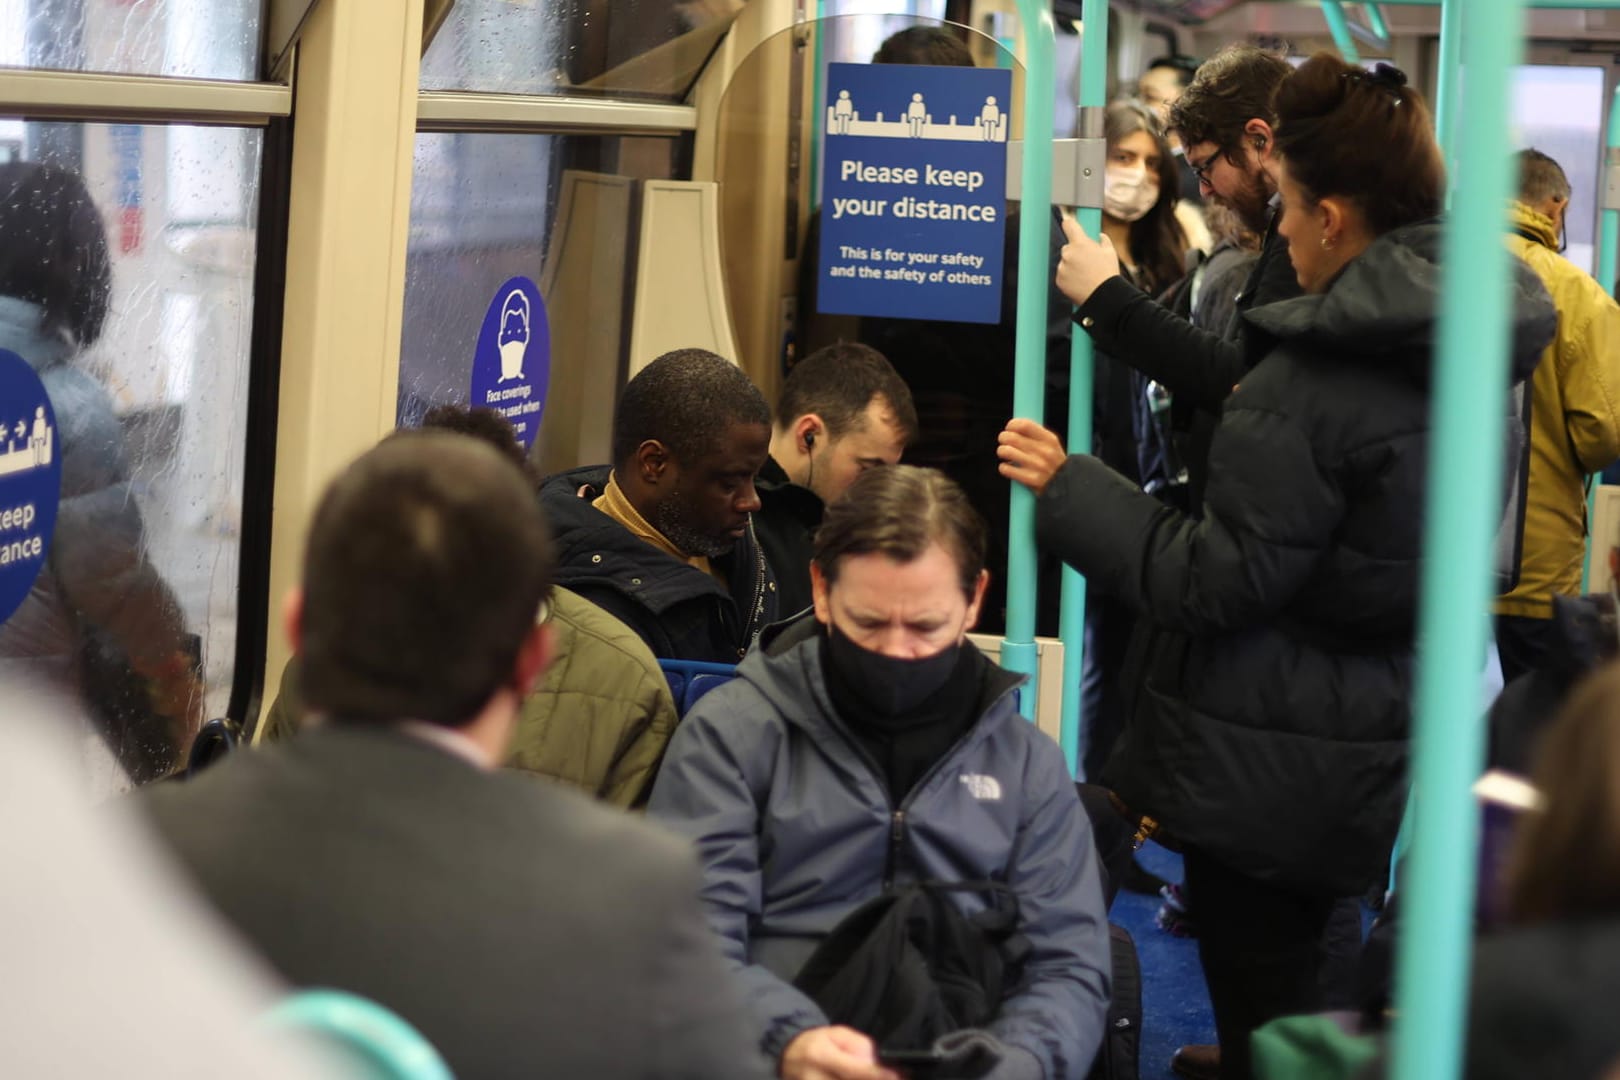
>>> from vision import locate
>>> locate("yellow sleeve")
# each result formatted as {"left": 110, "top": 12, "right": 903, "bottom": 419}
{"left": 1562, "top": 283, "right": 1620, "bottom": 474}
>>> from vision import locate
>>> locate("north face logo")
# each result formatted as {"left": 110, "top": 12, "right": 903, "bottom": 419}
{"left": 959, "top": 774, "right": 1002, "bottom": 801}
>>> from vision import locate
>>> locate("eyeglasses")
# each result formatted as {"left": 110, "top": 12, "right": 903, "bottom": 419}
{"left": 1185, "top": 148, "right": 1219, "bottom": 186}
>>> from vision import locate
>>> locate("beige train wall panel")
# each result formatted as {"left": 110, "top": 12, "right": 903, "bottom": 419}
{"left": 628, "top": 180, "right": 744, "bottom": 378}
{"left": 536, "top": 170, "right": 636, "bottom": 479}
{"left": 966, "top": 633, "right": 1066, "bottom": 746}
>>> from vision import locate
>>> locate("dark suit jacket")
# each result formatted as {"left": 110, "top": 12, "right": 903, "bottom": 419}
{"left": 137, "top": 724, "right": 766, "bottom": 1080}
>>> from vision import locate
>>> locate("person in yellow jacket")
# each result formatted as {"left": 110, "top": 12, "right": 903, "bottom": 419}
{"left": 1495, "top": 149, "right": 1620, "bottom": 682}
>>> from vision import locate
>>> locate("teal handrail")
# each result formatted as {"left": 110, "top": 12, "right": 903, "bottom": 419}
{"left": 1001, "top": 0, "right": 1056, "bottom": 719}
{"left": 1056, "top": 0, "right": 1108, "bottom": 775}
{"left": 1600, "top": 86, "right": 1620, "bottom": 296}
{"left": 1391, "top": 2, "right": 1529, "bottom": 1079}
{"left": 1321, "top": 1, "right": 1363, "bottom": 64}
{"left": 1365, "top": 3, "right": 1393, "bottom": 43}
{"left": 1434, "top": 0, "right": 1462, "bottom": 161}
{"left": 263, "top": 989, "right": 454, "bottom": 1080}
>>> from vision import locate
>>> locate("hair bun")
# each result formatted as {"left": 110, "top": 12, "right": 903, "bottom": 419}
{"left": 1369, "top": 63, "right": 1408, "bottom": 90}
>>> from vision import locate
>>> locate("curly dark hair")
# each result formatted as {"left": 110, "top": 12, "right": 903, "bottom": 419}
{"left": 1167, "top": 45, "right": 1292, "bottom": 165}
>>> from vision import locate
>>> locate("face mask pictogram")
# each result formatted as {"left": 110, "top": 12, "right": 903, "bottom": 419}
{"left": 497, "top": 289, "right": 531, "bottom": 382}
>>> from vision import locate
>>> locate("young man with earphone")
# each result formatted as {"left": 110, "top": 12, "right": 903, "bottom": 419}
{"left": 756, "top": 344, "right": 917, "bottom": 616}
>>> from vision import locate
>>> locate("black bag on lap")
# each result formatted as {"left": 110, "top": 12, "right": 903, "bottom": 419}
{"left": 792, "top": 880, "right": 1029, "bottom": 1074}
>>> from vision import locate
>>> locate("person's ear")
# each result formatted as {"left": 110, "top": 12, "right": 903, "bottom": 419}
{"left": 282, "top": 588, "right": 304, "bottom": 655}
{"left": 810, "top": 561, "right": 833, "bottom": 626}
{"left": 1243, "top": 118, "right": 1274, "bottom": 158}
{"left": 962, "top": 569, "right": 990, "bottom": 634}
{"left": 635, "top": 440, "right": 672, "bottom": 485}
{"left": 794, "top": 414, "right": 825, "bottom": 456}
{"left": 1320, "top": 196, "right": 1346, "bottom": 246}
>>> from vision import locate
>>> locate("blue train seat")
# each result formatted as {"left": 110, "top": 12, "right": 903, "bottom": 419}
{"left": 657, "top": 659, "right": 738, "bottom": 716}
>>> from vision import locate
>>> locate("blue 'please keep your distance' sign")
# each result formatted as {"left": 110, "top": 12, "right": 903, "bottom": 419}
{"left": 0, "top": 348, "right": 61, "bottom": 625}
{"left": 817, "top": 62, "right": 1011, "bottom": 325}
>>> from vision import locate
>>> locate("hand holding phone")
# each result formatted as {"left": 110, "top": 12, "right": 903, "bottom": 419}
{"left": 877, "top": 1047, "right": 944, "bottom": 1078}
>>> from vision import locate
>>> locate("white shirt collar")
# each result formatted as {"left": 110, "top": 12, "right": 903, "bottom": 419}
{"left": 397, "top": 720, "right": 495, "bottom": 769}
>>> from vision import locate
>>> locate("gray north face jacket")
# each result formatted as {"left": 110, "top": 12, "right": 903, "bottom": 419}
{"left": 647, "top": 618, "right": 1111, "bottom": 1079}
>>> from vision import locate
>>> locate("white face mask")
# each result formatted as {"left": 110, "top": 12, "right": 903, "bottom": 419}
{"left": 1104, "top": 163, "right": 1160, "bottom": 223}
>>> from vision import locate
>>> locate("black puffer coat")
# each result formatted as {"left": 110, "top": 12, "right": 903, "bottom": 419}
{"left": 1036, "top": 221, "right": 1556, "bottom": 896}
{"left": 539, "top": 466, "right": 778, "bottom": 665}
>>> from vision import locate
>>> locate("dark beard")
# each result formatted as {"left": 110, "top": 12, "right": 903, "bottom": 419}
{"left": 1216, "top": 166, "right": 1273, "bottom": 234}
{"left": 652, "top": 494, "right": 735, "bottom": 558}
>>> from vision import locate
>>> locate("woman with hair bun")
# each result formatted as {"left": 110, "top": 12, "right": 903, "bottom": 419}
{"left": 1001, "top": 53, "right": 1557, "bottom": 1078}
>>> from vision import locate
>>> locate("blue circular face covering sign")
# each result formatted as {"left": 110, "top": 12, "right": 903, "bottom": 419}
{"left": 0, "top": 348, "right": 62, "bottom": 625}
{"left": 470, "top": 276, "right": 550, "bottom": 451}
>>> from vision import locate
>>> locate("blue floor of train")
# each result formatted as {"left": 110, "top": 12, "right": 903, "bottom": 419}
{"left": 1112, "top": 842, "right": 1381, "bottom": 1080}
{"left": 1111, "top": 841, "right": 1216, "bottom": 1080}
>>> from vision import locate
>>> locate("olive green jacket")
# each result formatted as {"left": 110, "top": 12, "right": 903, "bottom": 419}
{"left": 260, "top": 587, "right": 680, "bottom": 808}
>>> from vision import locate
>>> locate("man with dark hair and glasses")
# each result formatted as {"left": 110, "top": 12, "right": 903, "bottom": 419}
{"left": 1050, "top": 45, "right": 1298, "bottom": 513}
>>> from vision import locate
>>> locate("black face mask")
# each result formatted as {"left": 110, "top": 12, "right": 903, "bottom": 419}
{"left": 825, "top": 622, "right": 961, "bottom": 716}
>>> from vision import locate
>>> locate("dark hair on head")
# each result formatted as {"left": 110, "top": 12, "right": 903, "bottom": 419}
{"left": 1518, "top": 148, "right": 1572, "bottom": 206}
{"left": 1273, "top": 54, "right": 1444, "bottom": 236}
{"left": 1506, "top": 661, "right": 1620, "bottom": 924}
{"left": 1144, "top": 55, "right": 1199, "bottom": 87}
{"left": 872, "top": 26, "right": 974, "bottom": 67}
{"left": 813, "top": 465, "right": 986, "bottom": 601}
{"left": 420, "top": 403, "right": 535, "bottom": 482}
{"left": 778, "top": 343, "right": 918, "bottom": 445}
{"left": 299, "top": 431, "right": 555, "bottom": 728}
{"left": 1105, "top": 99, "right": 1187, "bottom": 292}
{"left": 1167, "top": 44, "right": 1292, "bottom": 160}
{"left": 612, "top": 348, "right": 771, "bottom": 468}
{"left": 0, "top": 161, "right": 112, "bottom": 347}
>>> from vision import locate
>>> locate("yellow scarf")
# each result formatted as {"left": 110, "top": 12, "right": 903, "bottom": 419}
{"left": 592, "top": 473, "right": 716, "bottom": 580}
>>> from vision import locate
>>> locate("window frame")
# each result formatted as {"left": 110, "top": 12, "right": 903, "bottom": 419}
{"left": 0, "top": 63, "right": 292, "bottom": 740}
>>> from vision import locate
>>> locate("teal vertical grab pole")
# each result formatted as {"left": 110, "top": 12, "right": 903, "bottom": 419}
{"left": 1434, "top": 0, "right": 1463, "bottom": 162}
{"left": 1055, "top": 0, "right": 1108, "bottom": 776}
{"left": 1365, "top": 3, "right": 1393, "bottom": 45}
{"left": 1582, "top": 87, "right": 1620, "bottom": 591}
{"left": 1321, "top": 1, "right": 1362, "bottom": 64}
{"left": 1599, "top": 87, "right": 1620, "bottom": 297}
{"left": 1001, "top": 0, "right": 1056, "bottom": 720}
{"left": 1391, "top": 0, "right": 1529, "bottom": 1078}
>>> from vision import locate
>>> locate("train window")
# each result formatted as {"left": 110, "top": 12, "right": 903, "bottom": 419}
{"left": 419, "top": 0, "right": 739, "bottom": 101}
{"left": 0, "top": 122, "right": 262, "bottom": 790}
{"left": 1511, "top": 65, "right": 1605, "bottom": 275}
{"left": 398, "top": 131, "right": 685, "bottom": 429}
{"left": 0, "top": 0, "right": 262, "bottom": 81}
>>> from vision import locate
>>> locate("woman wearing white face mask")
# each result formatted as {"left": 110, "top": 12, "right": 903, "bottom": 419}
{"left": 1097, "top": 99, "right": 1194, "bottom": 295}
